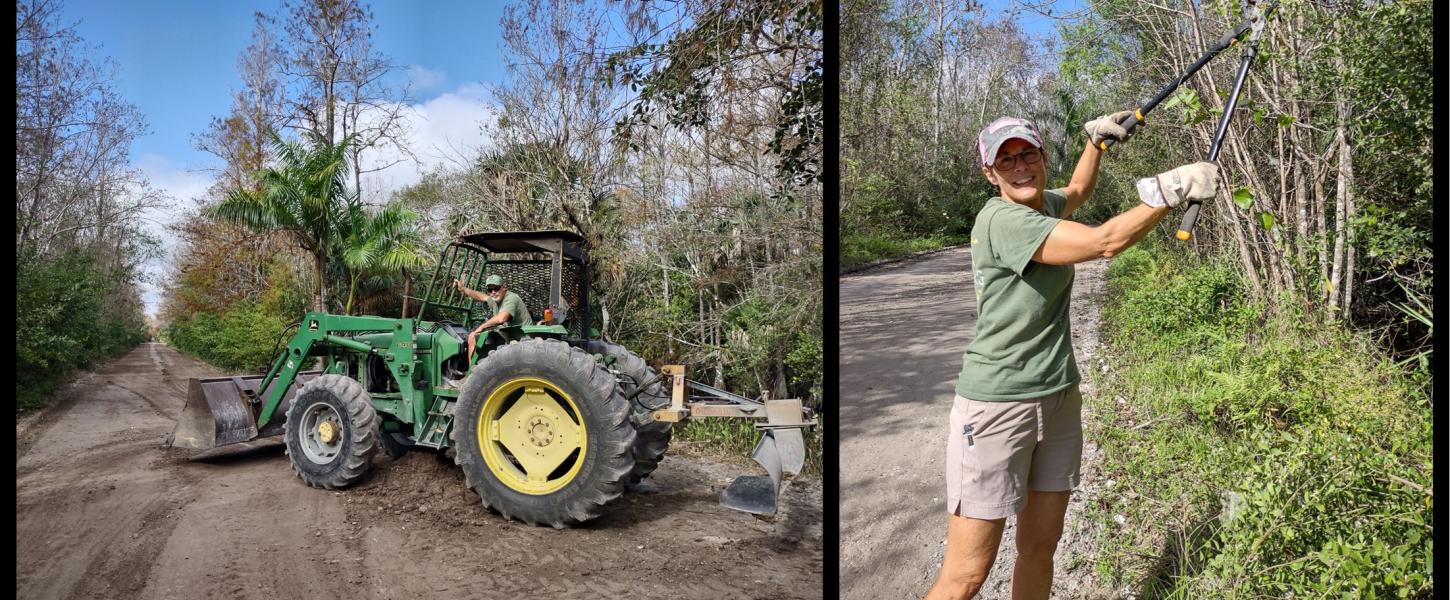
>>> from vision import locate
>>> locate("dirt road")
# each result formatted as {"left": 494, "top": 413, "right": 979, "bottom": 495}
{"left": 16, "top": 343, "right": 822, "bottom": 600}
{"left": 839, "top": 247, "right": 1111, "bottom": 599}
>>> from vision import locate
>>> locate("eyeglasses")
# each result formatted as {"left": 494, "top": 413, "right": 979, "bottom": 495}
{"left": 485, "top": 286, "right": 501, "bottom": 293}
{"left": 992, "top": 148, "right": 1043, "bottom": 172}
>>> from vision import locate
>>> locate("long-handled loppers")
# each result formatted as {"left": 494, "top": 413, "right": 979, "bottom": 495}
{"left": 1096, "top": 0, "right": 1278, "bottom": 240}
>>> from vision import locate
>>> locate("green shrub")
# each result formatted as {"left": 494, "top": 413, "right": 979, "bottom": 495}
{"left": 1089, "top": 246, "right": 1432, "bottom": 598}
{"left": 16, "top": 250, "right": 148, "bottom": 411}
{"left": 840, "top": 231, "right": 966, "bottom": 269}
{"left": 164, "top": 302, "right": 293, "bottom": 372}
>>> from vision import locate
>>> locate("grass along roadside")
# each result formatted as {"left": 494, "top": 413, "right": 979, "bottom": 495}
{"left": 674, "top": 415, "right": 824, "bottom": 479}
{"left": 840, "top": 231, "right": 967, "bottom": 270}
{"left": 1082, "top": 245, "right": 1431, "bottom": 598}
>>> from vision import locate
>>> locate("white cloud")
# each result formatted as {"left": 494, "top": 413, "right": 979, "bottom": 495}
{"left": 355, "top": 82, "right": 498, "bottom": 203}
{"left": 405, "top": 64, "right": 448, "bottom": 92}
{"left": 133, "top": 84, "right": 498, "bottom": 317}
{"left": 133, "top": 153, "right": 216, "bottom": 318}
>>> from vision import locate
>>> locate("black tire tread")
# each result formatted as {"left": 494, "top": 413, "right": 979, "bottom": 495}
{"left": 451, "top": 338, "right": 636, "bottom": 528}
{"left": 586, "top": 340, "right": 673, "bottom": 486}
{"left": 284, "top": 374, "right": 378, "bottom": 489}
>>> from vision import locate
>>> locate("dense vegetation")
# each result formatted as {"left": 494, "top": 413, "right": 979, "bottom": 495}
{"left": 16, "top": 251, "right": 151, "bottom": 410}
{"left": 15, "top": 1, "right": 155, "bottom": 410}
{"left": 1090, "top": 244, "right": 1430, "bottom": 596}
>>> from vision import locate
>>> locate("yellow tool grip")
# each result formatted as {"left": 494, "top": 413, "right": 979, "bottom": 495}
{"left": 1176, "top": 230, "right": 1192, "bottom": 241}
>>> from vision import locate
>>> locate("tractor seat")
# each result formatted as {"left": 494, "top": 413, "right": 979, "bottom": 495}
{"left": 436, "top": 322, "right": 472, "bottom": 342}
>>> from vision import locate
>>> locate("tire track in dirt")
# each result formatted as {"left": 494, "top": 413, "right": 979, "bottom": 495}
{"left": 839, "top": 247, "right": 1111, "bottom": 599}
{"left": 17, "top": 342, "right": 823, "bottom": 600}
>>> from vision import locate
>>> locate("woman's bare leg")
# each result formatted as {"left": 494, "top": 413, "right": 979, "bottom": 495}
{"left": 925, "top": 513, "right": 1006, "bottom": 600}
{"left": 1010, "top": 490, "right": 1070, "bottom": 600}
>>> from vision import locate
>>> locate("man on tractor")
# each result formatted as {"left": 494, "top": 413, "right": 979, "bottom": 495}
{"left": 454, "top": 274, "right": 533, "bottom": 364}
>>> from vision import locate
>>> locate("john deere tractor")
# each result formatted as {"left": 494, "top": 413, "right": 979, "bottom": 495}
{"left": 169, "top": 231, "right": 814, "bottom": 527}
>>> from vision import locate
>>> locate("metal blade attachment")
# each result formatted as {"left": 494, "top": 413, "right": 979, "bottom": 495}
{"left": 167, "top": 372, "right": 319, "bottom": 459}
{"left": 719, "top": 426, "right": 807, "bottom": 516}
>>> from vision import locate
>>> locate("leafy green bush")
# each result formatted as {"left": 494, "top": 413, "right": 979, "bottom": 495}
{"left": 164, "top": 302, "right": 293, "bottom": 373}
{"left": 1089, "top": 245, "right": 1432, "bottom": 598}
{"left": 16, "top": 250, "right": 149, "bottom": 411}
{"left": 1186, "top": 427, "right": 1432, "bottom": 597}
{"left": 840, "top": 231, "right": 967, "bottom": 269}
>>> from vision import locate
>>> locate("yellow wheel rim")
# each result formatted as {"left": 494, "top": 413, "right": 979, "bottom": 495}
{"left": 477, "top": 377, "right": 586, "bottom": 495}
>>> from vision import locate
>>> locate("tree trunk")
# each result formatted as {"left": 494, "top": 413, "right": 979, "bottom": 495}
{"left": 346, "top": 271, "right": 358, "bottom": 316}
{"left": 314, "top": 251, "right": 328, "bottom": 313}
{"left": 401, "top": 269, "right": 411, "bottom": 318}
{"left": 1340, "top": 132, "right": 1356, "bottom": 322}
{"left": 1328, "top": 108, "right": 1349, "bottom": 317}
{"left": 1316, "top": 147, "right": 1330, "bottom": 305}
{"left": 773, "top": 359, "right": 788, "bottom": 402}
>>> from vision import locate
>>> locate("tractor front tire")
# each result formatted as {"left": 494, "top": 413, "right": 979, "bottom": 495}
{"left": 451, "top": 338, "right": 636, "bottom": 528}
{"left": 284, "top": 374, "right": 378, "bottom": 489}
{"left": 586, "top": 340, "right": 673, "bottom": 487}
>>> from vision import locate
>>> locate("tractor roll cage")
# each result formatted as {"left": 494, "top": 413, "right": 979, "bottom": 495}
{"left": 414, "top": 230, "right": 592, "bottom": 339}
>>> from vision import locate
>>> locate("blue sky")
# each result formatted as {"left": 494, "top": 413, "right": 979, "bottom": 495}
{"left": 58, "top": 0, "right": 514, "bottom": 316}
{"left": 978, "top": 0, "right": 1086, "bottom": 57}
{"left": 65, "top": 0, "right": 508, "bottom": 167}
{"left": 52, "top": 0, "right": 1080, "bottom": 317}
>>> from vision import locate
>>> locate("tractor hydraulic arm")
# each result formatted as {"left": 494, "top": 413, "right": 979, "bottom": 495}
{"left": 255, "top": 312, "right": 418, "bottom": 429}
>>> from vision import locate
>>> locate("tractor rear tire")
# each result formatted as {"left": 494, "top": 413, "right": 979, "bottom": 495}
{"left": 451, "top": 338, "right": 636, "bottom": 528}
{"left": 586, "top": 340, "right": 673, "bottom": 487}
{"left": 284, "top": 374, "right": 378, "bottom": 489}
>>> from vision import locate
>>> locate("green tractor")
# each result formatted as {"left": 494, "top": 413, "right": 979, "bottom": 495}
{"left": 168, "top": 230, "right": 814, "bottom": 527}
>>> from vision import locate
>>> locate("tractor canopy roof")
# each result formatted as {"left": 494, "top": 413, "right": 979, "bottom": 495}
{"left": 456, "top": 230, "right": 587, "bottom": 263}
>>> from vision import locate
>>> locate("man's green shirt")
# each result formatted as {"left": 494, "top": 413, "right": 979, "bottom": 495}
{"left": 487, "top": 291, "right": 534, "bottom": 327}
{"left": 955, "top": 188, "right": 1080, "bottom": 401}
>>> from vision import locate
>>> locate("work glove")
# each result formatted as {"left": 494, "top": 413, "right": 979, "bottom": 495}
{"left": 1083, "top": 110, "right": 1139, "bottom": 146}
{"left": 1137, "top": 162, "right": 1219, "bottom": 209}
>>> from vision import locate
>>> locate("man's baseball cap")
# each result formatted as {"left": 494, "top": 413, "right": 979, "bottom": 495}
{"left": 977, "top": 117, "right": 1044, "bottom": 166}
{"left": 484, "top": 275, "right": 503, "bottom": 287}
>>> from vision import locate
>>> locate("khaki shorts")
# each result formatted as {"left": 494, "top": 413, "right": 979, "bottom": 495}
{"left": 945, "top": 385, "right": 1083, "bottom": 519}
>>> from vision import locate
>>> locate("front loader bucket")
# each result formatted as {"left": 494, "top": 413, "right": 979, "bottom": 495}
{"left": 719, "top": 426, "right": 807, "bottom": 516}
{"left": 167, "top": 372, "right": 320, "bottom": 459}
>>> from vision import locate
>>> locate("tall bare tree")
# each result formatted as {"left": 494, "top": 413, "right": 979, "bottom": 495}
{"left": 278, "top": 0, "right": 411, "bottom": 203}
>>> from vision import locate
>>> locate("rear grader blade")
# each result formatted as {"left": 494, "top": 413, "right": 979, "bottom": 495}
{"left": 719, "top": 425, "right": 807, "bottom": 515}
{"left": 653, "top": 367, "right": 816, "bottom": 517}
{"left": 168, "top": 371, "right": 320, "bottom": 459}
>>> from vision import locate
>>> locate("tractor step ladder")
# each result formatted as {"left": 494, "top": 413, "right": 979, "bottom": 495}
{"left": 414, "top": 396, "right": 456, "bottom": 449}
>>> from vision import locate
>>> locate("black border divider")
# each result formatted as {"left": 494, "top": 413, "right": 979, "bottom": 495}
{"left": 822, "top": 0, "right": 843, "bottom": 594}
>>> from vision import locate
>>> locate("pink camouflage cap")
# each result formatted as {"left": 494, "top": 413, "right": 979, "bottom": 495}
{"left": 977, "top": 117, "right": 1044, "bottom": 166}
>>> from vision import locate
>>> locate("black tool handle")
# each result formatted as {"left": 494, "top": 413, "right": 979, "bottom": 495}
{"left": 1100, "top": 11, "right": 1259, "bottom": 154}
{"left": 1096, "top": 109, "right": 1147, "bottom": 152}
{"left": 1176, "top": 41, "right": 1260, "bottom": 242}
{"left": 1176, "top": 203, "right": 1202, "bottom": 241}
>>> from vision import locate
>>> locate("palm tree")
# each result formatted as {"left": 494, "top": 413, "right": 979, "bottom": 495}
{"left": 208, "top": 131, "right": 356, "bottom": 313}
{"left": 336, "top": 201, "right": 431, "bottom": 316}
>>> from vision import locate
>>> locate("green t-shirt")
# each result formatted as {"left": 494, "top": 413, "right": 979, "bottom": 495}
{"left": 486, "top": 291, "right": 534, "bottom": 327}
{"left": 954, "top": 188, "right": 1080, "bottom": 401}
